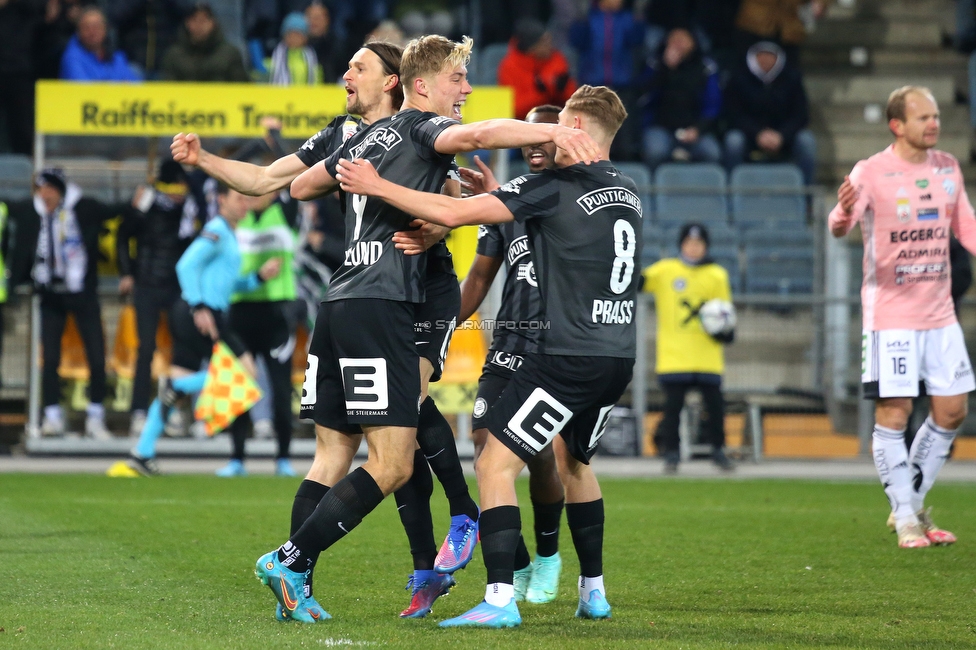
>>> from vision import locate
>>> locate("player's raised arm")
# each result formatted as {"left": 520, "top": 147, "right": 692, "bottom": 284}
{"left": 171, "top": 132, "right": 310, "bottom": 196}
{"left": 828, "top": 168, "right": 869, "bottom": 237}
{"left": 336, "top": 158, "right": 513, "bottom": 227}
{"left": 432, "top": 120, "right": 601, "bottom": 165}
{"left": 290, "top": 160, "right": 340, "bottom": 201}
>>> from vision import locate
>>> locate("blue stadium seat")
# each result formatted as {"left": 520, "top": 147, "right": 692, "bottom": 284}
{"left": 641, "top": 222, "right": 663, "bottom": 268}
{"left": 730, "top": 164, "right": 806, "bottom": 231}
{"left": 470, "top": 43, "right": 509, "bottom": 85}
{"left": 0, "top": 154, "right": 34, "bottom": 201}
{"left": 742, "top": 229, "right": 814, "bottom": 249}
{"left": 744, "top": 248, "right": 815, "bottom": 294}
{"left": 615, "top": 162, "right": 653, "bottom": 221}
{"left": 653, "top": 163, "right": 728, "bottom": 226}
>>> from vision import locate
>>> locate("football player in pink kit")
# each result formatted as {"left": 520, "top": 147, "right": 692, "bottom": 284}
{"left": 830, "top": 85, "right": 976, "bottom": 548}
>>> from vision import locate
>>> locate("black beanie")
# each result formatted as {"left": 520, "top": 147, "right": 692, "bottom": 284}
{"left": 514, "top": 19, "right": 546, "bottom": 52}
{"left": 678, "top": 222, "right": 709, "bottom": 248}
{"left": 157, "top": 160, "right": 188, "bottom": 185}
{"left": 36, "top": 168, "right": 67, "bottom": 196}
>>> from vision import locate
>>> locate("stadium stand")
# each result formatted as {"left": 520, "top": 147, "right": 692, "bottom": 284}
{"left": 469, "top": 43, "right": 508, "bottom": 85}
{"left": 743, "top": 231, "right": 815, "bottom": 295}
{"left": 729, "top": 163, "right": 807, "bottom": 231}
{"left": 653, "top": 162, "right": 728, "bottom": 227}
{"left": 0, "top": 155, "right": 33, "bottom": 200}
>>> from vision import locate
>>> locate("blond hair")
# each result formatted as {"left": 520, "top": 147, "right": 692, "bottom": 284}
{"left": 401, "top": 35, "right": 473, "bottom": 91}
{"left": 563, "top": 85, "right": 627, "bottom": 137}
{"left": 886, "top": 85, "right": 936, "bottom": 122}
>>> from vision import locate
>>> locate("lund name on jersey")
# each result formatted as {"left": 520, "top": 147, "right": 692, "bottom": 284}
{"left": 344, "top": 241, "right": 383, "bottom": 266}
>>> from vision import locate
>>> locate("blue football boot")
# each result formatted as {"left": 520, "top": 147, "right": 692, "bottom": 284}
{"left": 575, "top": 588, "right": 612, "bottom": 620}
{"left": 434, "top": 512, "right": 479, "bottom": 573}
{"left": 399, "top": 570, "right": 456, "bottom": 618}
{"left": 255, "top": 551, "right": 328, "bottom": 623}
{"left": 438, "top": 599, "right": 521, "bottom": 628}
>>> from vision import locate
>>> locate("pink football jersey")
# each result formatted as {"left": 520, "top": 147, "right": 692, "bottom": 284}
{"left": 829, "top": 146, "right": 976, "bottom": 330}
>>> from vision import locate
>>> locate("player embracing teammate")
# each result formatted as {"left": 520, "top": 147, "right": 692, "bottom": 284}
{"left": 254, "top": 34, "right": 605, "bottom": 624}
{"left": 830, "top": 86, "right": 976, "bottom": 548}
{"left": 337, "top": 84, "right": 640, "bottom": 627}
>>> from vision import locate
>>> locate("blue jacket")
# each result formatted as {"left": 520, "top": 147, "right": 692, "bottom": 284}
{"left": 569, "top": 7, "right": 644, "bottom": 88}
{"left": 176, "top": 217, "right": 260, "bottom": 311}
{"left": 59, "top": 35, "right": 141, "bottom": 81}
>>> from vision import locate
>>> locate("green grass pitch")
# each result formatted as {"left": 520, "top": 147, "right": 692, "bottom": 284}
{"left": 1, "top": 474, "right": 975, "bottom": 649}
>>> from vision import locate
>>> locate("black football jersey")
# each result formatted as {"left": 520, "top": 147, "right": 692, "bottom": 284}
{"left": 294, "top": 115, "right": 361, "bottom": 167}
{"left": 490, "top": 161, "right": 643, "bottom": 358}
{"left": 294, "top": 113, "right": 455, "bottom": 280}
{"left": 323, "top": 109, "right": 459, "bottom": 302}
{"left": 476, "top": 220, "right": 542, "bottom": 354}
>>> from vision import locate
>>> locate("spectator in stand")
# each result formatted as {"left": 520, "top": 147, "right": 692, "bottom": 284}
{"left": 478, "top": 0, "right": 550, "bottom": 46}
{"left": 116, "top": 161, "right": 200, "bottom": 437}
{"left": 366, "top": 20, "right": 408, "bottom": 48}
{"left": 108, "top": 0, "right": 194, "bottom": 79}
{"left": 60, "top": 7, "right": 141, "bottom": 81}
{"left": 270, "top": 12, "right": 322, "bottom": 85}
{"left": 398, "top": 1, "right": 454, "bottom": 39}
{"left": 695, "top": 0, "right": 743, "bottom": 71}
{"left": 639, "top": 27, "right": 722, "bottom": 170}
{"left": 306, "top": 2, "right": 339, "bottom": 83}
{"left": 3, "top": 169, "right": 131, "bottom": 439}
{"left": 643, "top": 0, "right": 696, "bottom": 55}
{"left": 549, "top": 0, "right": 583, "bottom": 52}
{"left": 0, "top": 0, "right": 44, "bottom": 155}
{"left": 723, "top": 41, "right": 816, "bottom": 185}
{"left": 161, "top": 2, "right": 249, "bottom": 82}
{"left": 734, "top": 0, "right": 829, "bottom": 63}
{"left": 569, "top": 0, "right": 645, "bottom": 159}
{"left": 35, "top": 0, "right": 97, "bottom": 80}
{"left": 498, "top": 19, "right": 577, "bottom": 120}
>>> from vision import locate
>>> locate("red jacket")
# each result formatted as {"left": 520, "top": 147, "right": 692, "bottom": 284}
{"left": 497, "top": 40, "right": 577, "bottom": 119}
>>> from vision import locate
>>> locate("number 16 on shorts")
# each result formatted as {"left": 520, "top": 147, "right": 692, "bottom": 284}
{"left": 863, "top": 329, "right": 919, "bottom": 397}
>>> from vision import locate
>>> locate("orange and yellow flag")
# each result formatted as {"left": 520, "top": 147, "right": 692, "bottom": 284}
{"left": 194, "top": 342, "right": 262, "bottom": 436}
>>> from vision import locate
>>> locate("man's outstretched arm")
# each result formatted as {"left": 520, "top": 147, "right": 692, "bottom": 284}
{"left": 171, "top": 132, "right": 310, "bottom": 196}
{"left": 290, "top": 160, "right": 341, "bottom": 200}
{"left": 336, "top": 158, "right": 512, "bottom": 227}
{"left": 432, "top": 119, "right": 601, "bottom": 164}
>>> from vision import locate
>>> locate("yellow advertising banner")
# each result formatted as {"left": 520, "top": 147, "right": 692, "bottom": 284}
{"left": 35, "top": 81, "right": 514, "bottom": 137}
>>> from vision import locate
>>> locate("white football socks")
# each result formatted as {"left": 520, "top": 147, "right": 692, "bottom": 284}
{"left": 908, "top": 417, "right": 957, "bottom": 513}
{"left": 579, "top": 575, "right": 605, "bottom": 600}
{"left": 872, "top": 424, "right": 916, "bottom": 522}
{"left": 484, "top": 582, "right": 515, "bottom": 607}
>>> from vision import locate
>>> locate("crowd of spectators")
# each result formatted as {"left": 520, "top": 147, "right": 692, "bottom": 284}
{"left": 0, "top": 0, "right": 823, "bottom": 182}
{"left": 491, "top": 0, "right": 821, "bottom": 180}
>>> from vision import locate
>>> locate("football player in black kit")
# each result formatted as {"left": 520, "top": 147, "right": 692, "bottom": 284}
{"left": 455, "top": 105, "right": 567, "bottom": 605}
{"left": 253, "top": 36, "right": 601, "bottom": 622}
{"left": 172, "top": 42, "right": 482, "bottom": 621}
{"left": 335, "top": 85, "right": 639, "bottom": 628}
